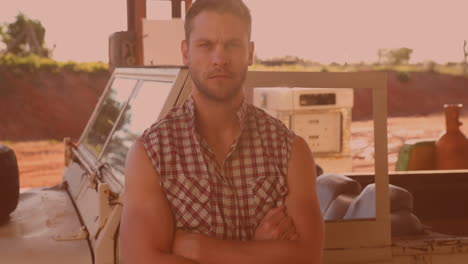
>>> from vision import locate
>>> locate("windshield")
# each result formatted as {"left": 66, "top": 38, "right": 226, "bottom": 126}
{"left": 99, "top": 80, "right": 175, "bottom": 183}
{"left": 81, "top": 78, "right": 137, "bottom": 157}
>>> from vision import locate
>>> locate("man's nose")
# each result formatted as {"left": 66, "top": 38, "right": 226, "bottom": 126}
{"left": 212, "top": 45, "right": 229, "bottom": 66}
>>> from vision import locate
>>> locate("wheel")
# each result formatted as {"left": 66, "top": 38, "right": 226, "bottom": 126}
{"left": 0, "top": 144, "right": 19, "bottom": 223}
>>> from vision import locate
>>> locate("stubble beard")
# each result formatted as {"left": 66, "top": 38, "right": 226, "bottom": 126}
{"left": 191, "top": 67, "right": 247, "bottom": 103}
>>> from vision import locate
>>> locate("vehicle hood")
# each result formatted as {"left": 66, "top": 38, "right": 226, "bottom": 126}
{"left": 0, "top": 186, "right": 92, "bottom": 264}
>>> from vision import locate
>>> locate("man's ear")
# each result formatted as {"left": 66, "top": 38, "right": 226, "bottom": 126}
{"left": 181, "top": 39, "right": 189, "bottom": 66}
{"left": 248, "top": 41, "right": 255, "bottom": 66}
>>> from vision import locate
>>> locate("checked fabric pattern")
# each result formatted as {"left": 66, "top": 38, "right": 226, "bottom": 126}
{"left": 140, "top": 96, "right": 294, "bottom": 241}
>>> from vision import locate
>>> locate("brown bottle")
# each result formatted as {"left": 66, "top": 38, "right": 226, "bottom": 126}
{"left": 435, "top": 104, "right": 468, "bottom": 170}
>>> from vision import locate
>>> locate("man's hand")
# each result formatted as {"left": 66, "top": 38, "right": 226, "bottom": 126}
{"left": 254, "top": 205, "right": 299, "bottom": 241}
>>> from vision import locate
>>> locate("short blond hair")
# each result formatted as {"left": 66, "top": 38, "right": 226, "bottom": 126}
{"left": 184, "top": 0, "right": 252, "bottom": 42}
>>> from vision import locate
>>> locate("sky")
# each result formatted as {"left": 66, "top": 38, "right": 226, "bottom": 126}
{"left": 1, "top": 0, "right": 467, "bottom": 64}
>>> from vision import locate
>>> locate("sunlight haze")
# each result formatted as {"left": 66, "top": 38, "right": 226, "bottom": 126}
{"left": 1, "top": 0, "right": 467, "bottom": 63}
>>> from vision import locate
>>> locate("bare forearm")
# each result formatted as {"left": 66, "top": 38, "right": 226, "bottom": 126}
{"left": 196, "top": 237, "right": 320, "bottom": 264}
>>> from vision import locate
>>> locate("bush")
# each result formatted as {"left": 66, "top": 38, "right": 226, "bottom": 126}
{"left": 0, "top": 53, "right": 108, "bottom": 74}
{"left": 396, "top": 71, "right": 411, "bottom": 82}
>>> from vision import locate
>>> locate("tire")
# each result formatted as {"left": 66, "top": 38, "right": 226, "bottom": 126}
{"left": 0, "top": 144, "right": 19, "bottom": 223}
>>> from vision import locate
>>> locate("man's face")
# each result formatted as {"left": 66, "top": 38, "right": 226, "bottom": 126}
{"left": 182, "top": 11, "right": 254, "bottom": 102}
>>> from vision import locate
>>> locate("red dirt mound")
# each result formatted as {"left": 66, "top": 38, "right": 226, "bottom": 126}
{"left": 353, "top": 71, "right": 468, "bottom": 120}
{"left": 0, "top": 70, "right": 109, "bottom": 141}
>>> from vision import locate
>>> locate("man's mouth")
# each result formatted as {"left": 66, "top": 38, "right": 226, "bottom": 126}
{"left": 208, "top": 71, "right": 233, "bottom": 79}
{"left": 209, "top": 74, "right": 232, "bottom": 79}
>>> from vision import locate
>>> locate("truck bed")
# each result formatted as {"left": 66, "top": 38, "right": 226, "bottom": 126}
{"left": 349, "top": 170, "right": 468, "bottom": 237}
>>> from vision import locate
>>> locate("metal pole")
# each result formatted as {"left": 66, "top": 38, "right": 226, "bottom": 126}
{"left": 135, "top": 0, "right": 146, "bottom": 65}
{"left": 127, "top": 0, "right": 135, "bottom": 32}
{"left": 125, "top": 0, "right": 145, "bottom": 65}
{"left": 172, "top": 0, "right": 182, "bottom": 18}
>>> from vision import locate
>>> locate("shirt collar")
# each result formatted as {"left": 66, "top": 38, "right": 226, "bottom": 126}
{"left": 185, "top": 95, "right": 248, "bottom": 131}
{"left": 185, "top": 96, "right": 200, "bottom": 149}
{"left": 236, "top": 97, "right": 248, "bottom": 131}
{"left": 185, "top": 95, "right": 249, "bottom": 169}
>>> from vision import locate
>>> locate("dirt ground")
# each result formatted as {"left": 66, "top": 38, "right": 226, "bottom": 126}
{"left": 3, "top": 113, "right": 468, "bottom": 188}
{"left": 2, "top": 140, "right": 64, "bottom": 188}
{"left": 352, "top": 113, "right": 468, "bottom": 171}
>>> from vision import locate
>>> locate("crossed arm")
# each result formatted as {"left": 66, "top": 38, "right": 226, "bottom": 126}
{"left": 120, "top": 135, "right": 324, "bottom": 264}
{"left": 120, "top": 140, "right": 197, "bottom": 264}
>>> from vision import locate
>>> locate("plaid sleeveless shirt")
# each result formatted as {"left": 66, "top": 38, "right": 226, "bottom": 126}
{"left": 140, "top": 96, "right": 294, "bottom": 241}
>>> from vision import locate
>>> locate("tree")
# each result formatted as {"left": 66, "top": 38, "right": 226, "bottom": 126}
{"left": 377, "top": 47, "right": 413, "bottom": 65}
{"left": 377, "top": 49, "right": 386, "bottom": 64}
{"left": 0, "top": 13, "right": 51, "bottom": 57}
{"left": 463, "top": 40, "right": 467, "bottom": 75}
{"left": 0, "top": 26, "right": 5, "bottom": 55}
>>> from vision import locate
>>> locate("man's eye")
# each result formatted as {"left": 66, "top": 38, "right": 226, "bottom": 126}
{"left": 199, "top": 43, "right": 210, "bottom": 48}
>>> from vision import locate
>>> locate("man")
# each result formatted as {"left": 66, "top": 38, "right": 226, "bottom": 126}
{"left": 120, "top": 0, "right": 324, "bottom": 263}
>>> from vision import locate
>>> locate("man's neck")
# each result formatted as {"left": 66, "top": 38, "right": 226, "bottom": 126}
{"left": 192, "top": 90, "right": 244, "bottom": 137}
